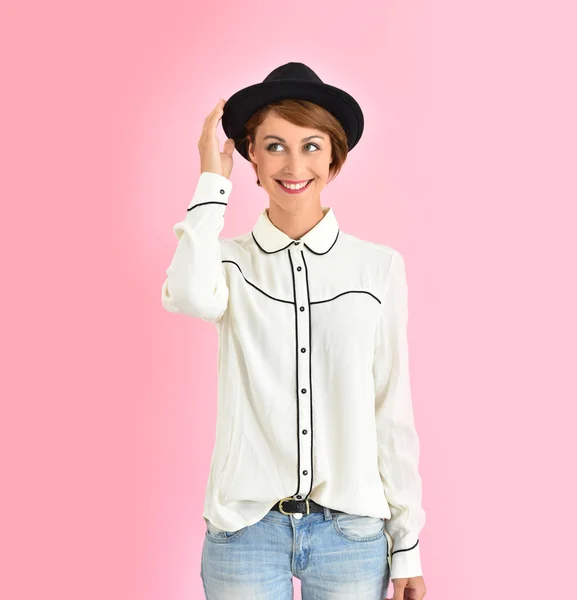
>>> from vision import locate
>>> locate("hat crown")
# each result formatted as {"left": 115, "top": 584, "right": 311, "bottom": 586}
{"left": 222, "top": 61, "right": 364, "bottom": 162}
{"left": 263, "top": 62, "right": 323, "bottom": 85}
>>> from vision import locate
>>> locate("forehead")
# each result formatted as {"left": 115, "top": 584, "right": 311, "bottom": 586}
{"left": 258, "top": 113, "right": 322, "bottom": 140}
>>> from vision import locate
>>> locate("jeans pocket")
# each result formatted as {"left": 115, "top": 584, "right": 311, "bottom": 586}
{"left": 204, "top": 516, "right": 247, "bottom": 543}
{"left": 332, "top": 513, "right": 385, "bottom": 542}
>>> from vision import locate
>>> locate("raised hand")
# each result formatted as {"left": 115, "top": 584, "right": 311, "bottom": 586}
{"left": 198, "top": 98, "right": 235, "bottom": 179}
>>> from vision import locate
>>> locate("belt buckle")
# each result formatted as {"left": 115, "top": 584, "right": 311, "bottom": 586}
{"left": 278, "top": 496, "right": 310, "bottom": 516}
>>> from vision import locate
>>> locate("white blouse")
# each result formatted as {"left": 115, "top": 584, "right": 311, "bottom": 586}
{"left": 161, "top": 171, "right": 426, "bottom": 579}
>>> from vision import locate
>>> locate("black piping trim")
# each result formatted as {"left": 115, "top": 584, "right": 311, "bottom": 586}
{"left": 287, "top": 250, "right": 301, "bottom": 498}
{"left": 302, "top": 250, "right": 314, "bottom": 500}
{"left": 187, "top": 201, "right": 227, "bottom": 211}
{"left": 221, "top": 260, "right": 293, "bottom": 304}
{"left": 391, "top": 539, "right": 420, "bottom": 556}
{"left": 310, "top": 290, "right": 381, "bottom": 305}
{"left": 221, "top": 260, "right": 380, "bottom": 306}
{"left": 303, "top": 229, "right": 340, "bottom": 255}
{"left": 251, "top": 229, "right": 340, "bottom": 255}
{"left": 251, "top": 231, "right": 293, "bottom": 254}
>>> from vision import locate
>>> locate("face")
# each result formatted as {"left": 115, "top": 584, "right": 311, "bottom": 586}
{"left": 248, "top": 113, "right": 333, "bottom": 211}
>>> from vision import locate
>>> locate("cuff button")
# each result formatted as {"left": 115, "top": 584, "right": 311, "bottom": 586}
{"left": 220, "top": 189, "right": 225, "bottom": 194}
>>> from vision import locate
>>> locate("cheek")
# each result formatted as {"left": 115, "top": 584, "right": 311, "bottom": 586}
{"left": 252, "top": 150, "right": 271, "bottom": 165}
{"left": 311, "top": 154, "right": 331, "bottom": 171}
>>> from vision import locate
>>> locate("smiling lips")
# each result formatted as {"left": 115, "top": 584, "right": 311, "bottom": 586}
{"left": 275, "top": 179, "right": 313, "bottom": 194}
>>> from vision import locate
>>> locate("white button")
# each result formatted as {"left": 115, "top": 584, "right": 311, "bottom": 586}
{"left": 292, "top": 513, "right": 303, "bottom": 519}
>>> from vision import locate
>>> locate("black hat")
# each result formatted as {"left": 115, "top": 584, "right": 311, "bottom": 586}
{"left": 222, "top": 62, "right": 364, "bottom": 162}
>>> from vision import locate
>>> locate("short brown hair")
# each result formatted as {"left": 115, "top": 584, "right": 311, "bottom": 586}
{"left": 242, "top": 99, "right": 349, "bottom": 186}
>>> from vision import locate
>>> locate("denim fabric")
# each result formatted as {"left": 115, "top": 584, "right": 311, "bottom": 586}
{"left": 201, "top": 507, "right": 390, "bottom": 599}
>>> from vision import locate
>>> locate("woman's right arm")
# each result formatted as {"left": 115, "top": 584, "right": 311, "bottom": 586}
{"left": 161, "top": 172, "right": 232, "bottom": 322}
{"left": 161, "top": 98, "right": 236, "bottom": 323}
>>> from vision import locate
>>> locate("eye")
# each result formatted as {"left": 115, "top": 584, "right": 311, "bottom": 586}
{"left": 266, "top": 142, "right": 320, "bottom": 152}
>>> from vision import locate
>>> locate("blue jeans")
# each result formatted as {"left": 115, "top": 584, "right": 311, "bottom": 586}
{"left": 201, "top": 506, "right": 390, "bottom": 599}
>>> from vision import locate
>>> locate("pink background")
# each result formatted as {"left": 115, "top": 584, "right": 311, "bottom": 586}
{"left": 2, "top": 1, "right": 576, "bottom": 599}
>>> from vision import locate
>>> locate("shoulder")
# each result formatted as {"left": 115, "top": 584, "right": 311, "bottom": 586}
{"left": 338, "top": 231, "right": 400, "bottom": 267}
{"left": 218, "top": 232, "right": 252, "bottom": 250}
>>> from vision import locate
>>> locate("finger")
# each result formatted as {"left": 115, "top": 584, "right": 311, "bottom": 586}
{"left": 391, "top": 583, "right": 407, "bottom": 600}
{"left": 208, "top": 99, "right": 224, "bottom": 128}
{"left": 206, "top": 98, "right": 223, "bottom": 118}
{"left": 201, "top": 99, "right": 224, "bottom": 136}
{"left": 222, "top": 138, "right": 235, "bottom": 155}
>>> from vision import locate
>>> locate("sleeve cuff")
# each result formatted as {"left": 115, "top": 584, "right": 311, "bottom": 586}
{"left": 186, "top": 171, "right": 232, "bottom": 211}
{"left": 389, "top": 538, "right": 423, "bottom": 579}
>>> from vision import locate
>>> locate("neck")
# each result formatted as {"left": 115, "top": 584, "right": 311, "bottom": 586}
{"left": 266, "top": 202, "right": 326, "bottom": 241}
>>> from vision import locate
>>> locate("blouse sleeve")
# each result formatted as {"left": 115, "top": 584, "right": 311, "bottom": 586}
{"left": 161, "top": 171, "right": 232, "bottom": 323}
{"left": 373, "top": 250, "right": 426, "bottom": 579}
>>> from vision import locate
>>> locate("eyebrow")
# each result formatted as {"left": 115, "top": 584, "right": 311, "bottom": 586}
{"left": 263, "top": 135, "right": 324, "bottom": 143}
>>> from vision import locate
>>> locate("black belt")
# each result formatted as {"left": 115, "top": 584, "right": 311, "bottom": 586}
{"left": 271, "top": 497, "right": 344, "bottom": 515}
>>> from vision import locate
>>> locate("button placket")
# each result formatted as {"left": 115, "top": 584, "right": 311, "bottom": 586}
{"left": 290, "top": 243, "right": 312, "bottom": 502}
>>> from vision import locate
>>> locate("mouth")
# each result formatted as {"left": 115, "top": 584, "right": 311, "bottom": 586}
{"left": 274, "top": 179, "right": 314, "bottom": 194}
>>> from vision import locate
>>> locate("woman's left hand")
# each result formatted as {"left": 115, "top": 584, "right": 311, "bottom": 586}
{"left": 386, "top": 575, "right": 427, "bottom": 599}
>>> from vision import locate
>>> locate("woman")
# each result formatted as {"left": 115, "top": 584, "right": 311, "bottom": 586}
{"left": 162, "top": 62, "right": 427, "bottom": 600}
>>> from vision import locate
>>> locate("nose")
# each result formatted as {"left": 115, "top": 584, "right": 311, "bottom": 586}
{"left": 283, "top": 152, "right": 311, "bottom": 179}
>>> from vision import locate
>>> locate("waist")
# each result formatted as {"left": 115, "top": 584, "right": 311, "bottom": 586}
{"left": 271, "top": 497, "right": 346, "bottom": 515}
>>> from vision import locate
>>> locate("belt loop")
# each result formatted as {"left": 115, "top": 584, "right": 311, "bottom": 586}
{"left": 323, "top": 505, "right": 331, "bottom": 521}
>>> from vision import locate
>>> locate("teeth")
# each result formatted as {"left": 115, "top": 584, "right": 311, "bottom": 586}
{"left": 279, "top": 180, "right": 310, "bottom": 190}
